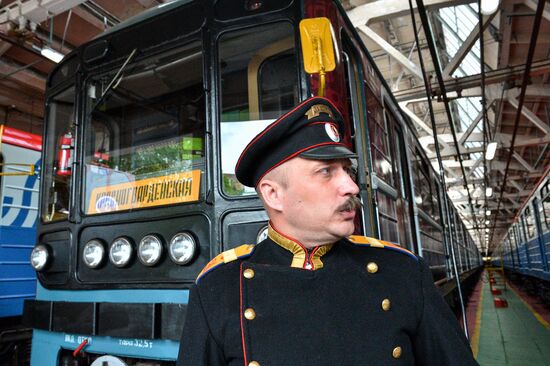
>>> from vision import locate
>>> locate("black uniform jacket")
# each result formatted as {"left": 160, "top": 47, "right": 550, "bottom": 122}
{"left": 177, "top": 226, "right": 477, "bottom": 366}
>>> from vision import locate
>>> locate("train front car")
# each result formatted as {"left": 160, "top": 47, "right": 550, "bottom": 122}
{"left": 23, "top": 1, "right": 307, "bottom": 365}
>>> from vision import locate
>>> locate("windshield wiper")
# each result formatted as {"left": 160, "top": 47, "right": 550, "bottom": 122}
{"left": 92, "top": 48, "right": 137, "bottom": 111}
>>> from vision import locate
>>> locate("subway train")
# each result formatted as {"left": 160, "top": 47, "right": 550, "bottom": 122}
{"left": 22, "top": 0, "right": 482, "bottom": 364}
{"left": 493, "top": 168, "right": 550, "bottom": 303}
{"left": 0, "top": 126, "right": 42, "bottom": 365}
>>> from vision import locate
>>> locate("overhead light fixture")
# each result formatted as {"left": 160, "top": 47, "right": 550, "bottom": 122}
{"left": 486, "top": 210, "right": 491, "bottom": 216}
{"left": 486, "top": 187, "right": 493, "bottom": 197}
{"left": 480, "top": 0, "right": 500, "bottom": 15}
{"left": 485, "top": 142, "right": 498, "bottom": 160}
{"left": 41, "top": 47, "right": 64, "bottom": 63}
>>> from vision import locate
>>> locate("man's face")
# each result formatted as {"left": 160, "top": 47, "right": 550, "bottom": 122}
{"left": 276, "top": 157, "right": 360, "bottom": 246}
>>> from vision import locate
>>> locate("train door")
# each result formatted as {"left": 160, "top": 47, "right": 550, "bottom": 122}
{"left": 511, "top": 225, "right": 522, "bottom": 268}
{"left": 377, "top": 102, "right": 415, "bottom": 249}
{"left": 539, "top": 182, "right": 550, "bottom": 272}
{"left": 534, "top": 196, "right": 549, "bottom": 272}
{"left": 340, "top": 34, "right": 375, "bottom": 237}
{"left": 520, "top": 214, "right": 532, "bottom": 268}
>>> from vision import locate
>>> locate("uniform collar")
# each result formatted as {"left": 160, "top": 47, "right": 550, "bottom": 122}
{"left": 267, "top": 222, "right": 334, "bottom": 270}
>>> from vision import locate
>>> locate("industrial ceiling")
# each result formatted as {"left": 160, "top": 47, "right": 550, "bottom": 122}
{"left": 0, "top": 0, "right": 549, "bottom": 255}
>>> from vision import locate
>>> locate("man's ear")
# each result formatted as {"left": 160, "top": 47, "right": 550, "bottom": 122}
{"left": 258, "top": 179, "right": 284, "bottom": 212}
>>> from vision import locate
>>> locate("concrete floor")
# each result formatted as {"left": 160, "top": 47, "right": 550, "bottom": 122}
{"left": 469, "top": 270, "right": 550, "bottom": 366}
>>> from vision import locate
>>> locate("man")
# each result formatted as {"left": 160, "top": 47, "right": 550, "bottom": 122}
{"left": 177, "top": 97, "right": 478, "bottom": 365}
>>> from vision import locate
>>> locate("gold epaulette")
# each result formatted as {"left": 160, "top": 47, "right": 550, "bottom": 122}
{"left": 196, "top": 244, "right": 255, "bottom": 283}
{"left": 348, "top": 235, "right": 418, "bottom": 261}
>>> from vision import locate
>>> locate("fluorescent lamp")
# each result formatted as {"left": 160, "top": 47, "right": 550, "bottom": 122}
{"left": 485, "top": 142, "right": 498, "bottom": 160}
{"left": 486, "top": 187, "right": 493, "bottom": 197}
{"left": 480, "top": 0, "right": 499, "bottom": 15}
{"left": 41, "top": 47, "right": 64, "bottom": 63}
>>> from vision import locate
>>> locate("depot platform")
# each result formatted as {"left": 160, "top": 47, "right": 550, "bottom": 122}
{"left": 467, "top": 269, "right": 550, "bottom": 366}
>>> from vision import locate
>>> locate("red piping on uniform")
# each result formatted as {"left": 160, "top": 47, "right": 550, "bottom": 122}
{"left": 254, "top": 142, "right": 348, "bottom": 188}
{"left": 239, "top": 263, "right": 248, "bottom": 366}
{"left": 236, "top": 97, "right": 343, "bottom": 170}
{"left": 306, "top": 246, "right": 320, "bottom": 270}
{"left": 308, "top": 121, "right": 338, "bottom": 127}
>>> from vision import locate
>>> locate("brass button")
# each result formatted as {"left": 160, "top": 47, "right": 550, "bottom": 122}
{"left": 392, "top": 346, "right": 402, "bottom": 359}
{"left": 243, "top": 268, "right": 255, "bottom": 279}
{"left": 382, "top": 298, "right": 391, "bottom": 311}
{"left": 366, "top": 262, "right": 378, "bottom": 273}
{"left": 248, "top": 362, "right": 260, "bottom": 366}
{"left": 244, "top": 308, "right": 256, "bottom": 320}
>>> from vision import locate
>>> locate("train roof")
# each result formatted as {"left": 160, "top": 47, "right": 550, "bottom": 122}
{"left": 96, "top": 0, "right": 193, "bottom": 39}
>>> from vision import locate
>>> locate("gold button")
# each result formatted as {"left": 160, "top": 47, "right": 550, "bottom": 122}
{"left": 244, "top": 308, "right": 256, "bottom": 320}
{"left": 392, "top": 346, "right": 402, "bottom": 359}
{"left": 248, "top": 362, "right": 260, "bottom": 366}
{"left": 382, "top": 298, "right": 391, "bottom": 311}
{"left": 366, "top": 262, "right": 378, "bottom": 273}
{"left": 243, "top": 268, "right": 255, "bottom": 279}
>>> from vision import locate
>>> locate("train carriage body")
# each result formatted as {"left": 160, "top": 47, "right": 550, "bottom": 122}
{"left": 496, "top": 170, "right": 550, "bottom": 294}
{"left": 0, "top": 126, "right": 41, "bottom": 362}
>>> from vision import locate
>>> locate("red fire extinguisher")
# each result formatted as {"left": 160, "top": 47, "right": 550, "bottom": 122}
{"left": 56, "top": 131, "right": 73, "bottom": 176}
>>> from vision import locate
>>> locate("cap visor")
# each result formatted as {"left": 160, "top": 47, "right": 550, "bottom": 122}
{"left": 300, "top": 145, "right": 357, "bottom": 160}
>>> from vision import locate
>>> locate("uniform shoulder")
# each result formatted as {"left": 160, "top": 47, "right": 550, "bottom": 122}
{"left": 347, "top": 235, "right": 418, "bottom": 261}
{"left": 196, "top": 244, "right": 256, "bottom": 283}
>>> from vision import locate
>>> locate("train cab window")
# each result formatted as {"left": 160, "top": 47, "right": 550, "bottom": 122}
{"left": 218, "top": 22, "right": 298, "bottom": 196}
{"left": 42, "top": 87, "right": 75, "bottom": 222}
{"left": 83, "top": 42, "right": 205, "bottom": 215}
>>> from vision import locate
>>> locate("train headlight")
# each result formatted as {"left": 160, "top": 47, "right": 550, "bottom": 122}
{"left": 256, "top": 225, "right": 269, "bottom": 244}
{"left": 109, "top": 237, "right": 133, "bottom": 268}
{"left": 169, "top": 233, "right": 196, "bottom": 265}
{"left": 138, "top": 235, "right": 163, "bottom": 266}
{"left": 30, "top": 245, "right": 49, "bottom": 271}
{"left": 83, "top": 240, "right": 105, "bottom": 268}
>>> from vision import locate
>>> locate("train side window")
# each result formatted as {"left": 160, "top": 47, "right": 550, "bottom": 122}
{"left": 366, "top": 90, "right": 393, "bottom": 186}
{"left": 218, "top": 22, "right": 298, "bottom": 197}
{"left": 541, "top": 185, "right": 550, "bottom": 230}
{"left": 42, "top": 87, "right": 75, "bottom": 222}
{"left": 524, "top": 205, "right": 536, "bottom": 239}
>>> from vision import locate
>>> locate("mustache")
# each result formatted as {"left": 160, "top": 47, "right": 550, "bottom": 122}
{"left": 338, "top": 196, "right": 362, "bottom": 212}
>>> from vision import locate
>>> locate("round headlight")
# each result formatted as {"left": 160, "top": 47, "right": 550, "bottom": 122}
{"left": 83, "top": 240, "right": 105, "bottom": 268}
{"left": 256, "top": 225, "right": 269, "bottom": 244}
{"left": 138, "top": 235, "right": 163, "bottom": 266}
{"left": 169, "top": 233, "right": 197, "bottom": 265}
{"left": 109, "top": 237, "right": 133, "bottom": 268}
{"left": 30, "top": 245, "right": 49, "bottom": 271}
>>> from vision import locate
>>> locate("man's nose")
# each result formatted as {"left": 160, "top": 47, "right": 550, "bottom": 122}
{"left": 339, "top": 169, "right": 360, "bottom": 195}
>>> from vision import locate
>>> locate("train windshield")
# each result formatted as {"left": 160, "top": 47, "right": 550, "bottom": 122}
{"left": 83, "top": 42, "right": 205, "bottom": 215}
